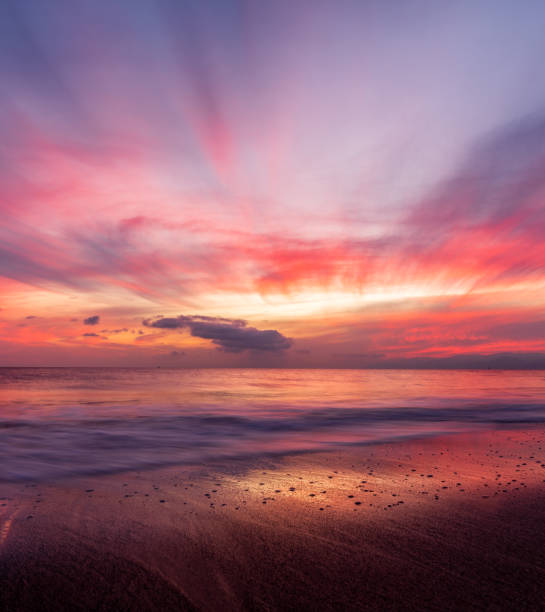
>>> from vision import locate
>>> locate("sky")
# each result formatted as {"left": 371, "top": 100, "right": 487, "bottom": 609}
{"left": 2, "top": 0, "right": 545, "bottom": 367}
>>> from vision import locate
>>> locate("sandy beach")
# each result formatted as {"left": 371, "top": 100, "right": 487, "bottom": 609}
{"left": 2, "top": 426, "right": 545, "bottom": 610}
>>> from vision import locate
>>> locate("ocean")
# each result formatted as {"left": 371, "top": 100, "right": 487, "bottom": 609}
{"left": 2, "top": 367, "right": 545, "bottom": 481}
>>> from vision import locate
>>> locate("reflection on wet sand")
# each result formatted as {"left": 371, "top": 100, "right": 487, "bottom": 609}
{"left": 2, "top": 427, "right": 545, "bottom": 610}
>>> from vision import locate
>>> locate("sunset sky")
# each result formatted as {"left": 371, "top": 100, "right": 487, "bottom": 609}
{"left": 2, "top": 0, "right": 545, "bottom": 367}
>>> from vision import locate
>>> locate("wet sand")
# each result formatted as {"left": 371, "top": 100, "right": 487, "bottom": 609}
{"left": 2, "top": 427, "right": 545, "bottom": 611}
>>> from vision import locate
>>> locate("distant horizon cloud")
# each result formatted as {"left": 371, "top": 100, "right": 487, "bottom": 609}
{"left": 143, "top": 315, "right": 293, "bottom": 353}
{"left": 83, "top": 316, "right": 100, "bottom": 326}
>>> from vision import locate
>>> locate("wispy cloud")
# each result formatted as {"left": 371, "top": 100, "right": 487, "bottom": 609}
{"left": 2, "top": 1, "right": 545, "bottom": 365}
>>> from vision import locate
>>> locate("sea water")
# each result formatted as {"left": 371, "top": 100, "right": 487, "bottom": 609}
{"left": 2, "top": 368, "right": 545, "bottom": 481}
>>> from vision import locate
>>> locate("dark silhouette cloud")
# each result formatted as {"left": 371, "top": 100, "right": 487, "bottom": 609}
{"left": 83, "top": 315, "right": 100, "bottom": 325}
{"left": 377, "top": 352, "right": 545, "bottom": 370}
{"left": 143, "top": 315, "right": 292, "bottom": 353}
{"left": 82, "top": 332, "right": 99, "bottom": 337}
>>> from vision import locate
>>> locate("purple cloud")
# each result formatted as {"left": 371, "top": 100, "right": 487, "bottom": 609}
{"left": 143, "top": 315, "right": 292, "bottom": 353}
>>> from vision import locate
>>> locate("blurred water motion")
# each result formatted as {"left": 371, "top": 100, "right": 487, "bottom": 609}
{"left": 2, "top": 368, "right": 545, "bottom": 481}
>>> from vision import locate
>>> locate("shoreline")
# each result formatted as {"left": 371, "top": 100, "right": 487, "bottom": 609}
{"left": 2, "top": 426, "right": 545, "bottom": 610}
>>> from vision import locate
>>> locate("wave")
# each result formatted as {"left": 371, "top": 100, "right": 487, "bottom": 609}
{"left": 2, "top": 401, "right": 545, "bottom": 482}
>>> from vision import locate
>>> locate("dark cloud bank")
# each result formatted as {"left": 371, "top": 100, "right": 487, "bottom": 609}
{"left": 83, "top": 315, "right": 100, "bottom": 325}
{"left": 143, "top": 315, "right": 292, "bottom": 353}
